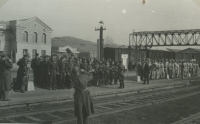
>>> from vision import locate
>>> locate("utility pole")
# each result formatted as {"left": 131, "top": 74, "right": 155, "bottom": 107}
{"left": 95, "top": 21, "right": 106, "bottom": 61}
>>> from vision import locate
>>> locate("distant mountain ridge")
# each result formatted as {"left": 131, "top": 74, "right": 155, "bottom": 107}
{"left": 51, "top": 36, "right": 119, "bottom": 52}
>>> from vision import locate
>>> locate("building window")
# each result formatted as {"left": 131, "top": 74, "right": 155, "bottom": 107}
{"left": 23, "top": 31, "right": 28, "bottom": 42}
{"left": 41, "top": 50, "right": 46, "bottom": 57}
{"left": 42, "top": 33, "right": 46, "bottom": 43}
{"left": 32, "top": 49, "right": 37, "bottom": 59}
{"left": 33, "top": 32, "right": 37, "bottom": 43}
{"left": 23, "top": 49, "right": 28, "bottom": 56}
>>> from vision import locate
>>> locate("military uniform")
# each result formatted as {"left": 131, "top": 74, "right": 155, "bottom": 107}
{"left": 98, "top": 62, "right": 105, "bottom": 86}
{"left": 114, "top": 62, "right": 119, "bottom": 85}
{"left": 104, "top": 62, "right": 110, "bottom": 85}
{"left": 66, "top": 61, "right": 74, "bottom": 89}
{"left": 48, "top": 58, "right": 59, "bottom": 90}
{"left": 143, "top": 61, "right": 150, "bottom": 84}
{"left": 17, "top": 56, "right": 29, "bottom": 92}
{"left": 160, "top": 60, "right": 165, "bottom": 79}
{"left": 58, "top": 59, "right": 67, "bottom": 89}
{"left": 164, "top": 60, "right": 169, "bottom": 79}
{"left": 109, "top": 62, "right": 115, "bottom": 85}
{"left": 31, "top": 54, "right": 41, "bottom": 86}
{"left": 41, "top": 56, "right": 50, "bottom": 88}
{"left": 73, "top": 72, "right": 94, "bottom": 124}
{"left": 118, "top": 61, "right": 125, "bottom": 88}
{"left": 0, "top": 54, "right": 13, "bottom": 101}
{"left": 93, "top": 62, "right": 99, "bottom": 86}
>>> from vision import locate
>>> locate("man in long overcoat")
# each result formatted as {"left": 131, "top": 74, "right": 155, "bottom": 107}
{"left": 16, "top": 54, "right": 29, "bottom": 93}
{"left": 0, "top": 53, "right": 13, "bottom": 101}
{"left": 72, "top": 68, "right": 94, "bottom": 124}
{"left": 41, "top": 55, "right": 50, "bottom": 89}
{"left": 31, "top": 53, "right": 41, "bottom": 86}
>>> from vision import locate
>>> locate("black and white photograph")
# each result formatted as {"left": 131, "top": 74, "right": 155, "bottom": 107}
{"left": 0, "top": 0, "right": 200, "bottom": 123}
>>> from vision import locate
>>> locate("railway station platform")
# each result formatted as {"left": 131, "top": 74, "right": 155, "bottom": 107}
{"left": 1, "top": 71, "right": 200, "bottom": 107}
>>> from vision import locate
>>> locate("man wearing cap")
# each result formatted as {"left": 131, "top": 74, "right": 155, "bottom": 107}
{"left": 17, "top": 54, "right": 29, "bottom": 93}
{"left": 41, "top": 55, "right": 51, "bottom": 89}
{"left": 58, "top": 56, "right": 67, "bottom": 89}
{"left": 31, "top": 53, "right": 41, "bottom": 86}
{"left": 118, "top": 61, "right": 125, "bottom": 88}
{"left": 72, "top": 67, "right": 94, "bottom": 124}
{"left": 0, "top": 53, "right": 13, "bottom": 101}
{"left": 114, "top": 61, "right": 119, "bottom": 85}
{"left": 66, "top": 58, "right": 74, "bottom": 89}
{"left": 93, "top": 61, "right": 99, "bottom": 86}
{"left": 48, "top": 54, "right": 59, "bottom": 90}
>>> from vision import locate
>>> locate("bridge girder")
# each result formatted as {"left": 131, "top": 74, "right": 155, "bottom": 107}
{"left": 130, "top": 29, "right": 200, "bottom": 47}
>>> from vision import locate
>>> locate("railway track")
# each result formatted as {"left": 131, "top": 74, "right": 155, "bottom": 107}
{"left": 0, "top": 83, "right": 200, "bottom": 123}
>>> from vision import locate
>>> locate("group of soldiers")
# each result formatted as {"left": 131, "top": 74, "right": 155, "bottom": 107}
{"left": 15, "top": 53, "right": 126, "bottom": 93}
{"left": 137, "top": 58, "right": 199, "bottom": 81}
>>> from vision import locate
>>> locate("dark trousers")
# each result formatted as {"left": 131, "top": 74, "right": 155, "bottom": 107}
{"left": 59, "top": 70, "right": 65, "bottom": 89}
{"left": 143, "top": 73, "right": 149, "bottom": 84}
{"left": 110, "top": 72, "right": 115, "bottom": 84}
{"left": 0, "top": 90, "right": 8, "bottom": 100}
{"left": 114, "top": 73, "right": 119, "bottom": 84}
{"left": 33, "top": 70, "right": 40, "bottom": 86}
{"left": 20, "top": 76, "right": 28, "bottom": 91}
{"left": 50, "top": 70, "right": 57, "bottom": 89}
{"left": 104, "top": 72, "right": 110, "bottom": 85}
{"left": 99, "top": 72, "right": 104, "bottom": 86}
{"left": 94, "top": 72, "right": 99, "bottom": 86}
{"left": 77, "top": 103, "right": 88, "bottom": 124}
{"left": 119, "top": 75, "right": 124, "bottom": 88}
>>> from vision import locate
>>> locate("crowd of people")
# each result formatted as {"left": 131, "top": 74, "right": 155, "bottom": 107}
{"left": 14, "top": 53, "right": 126, "bottom": 93}
{"left": 137, "top": 58, "right": 199, "bottom": 84}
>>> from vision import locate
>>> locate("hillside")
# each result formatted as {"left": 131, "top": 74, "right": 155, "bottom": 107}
{"left": 51, "top": 36, "right": 119, "bottom": 52}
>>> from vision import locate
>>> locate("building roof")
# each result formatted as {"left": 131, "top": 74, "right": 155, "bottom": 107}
{"left": 166, "top": 48, "right": 182, "bottom": 52}
{"left": 10, "top": 16, "right": 53, "bottom": 31}
{"left": 178, "top": 48, "right": 200, "bottom": 53}
{"left": 54, "top": 45, "right": 80, "bottom": 53}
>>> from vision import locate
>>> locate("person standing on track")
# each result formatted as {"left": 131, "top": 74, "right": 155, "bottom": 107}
{"left": 72, "top": 68, "right": 94, "bottom": 124}
{"left": 0, "top": 53, "right": 13, "bottom": 101}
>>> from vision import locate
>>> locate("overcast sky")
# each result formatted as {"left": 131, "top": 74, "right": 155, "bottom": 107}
{"left": 0, "top": 0, "right": 200, "bottom": 49}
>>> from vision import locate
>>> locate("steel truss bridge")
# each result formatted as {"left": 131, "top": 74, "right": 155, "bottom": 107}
{"left": 129, "top": 29, "right": 200, "bottom": 48}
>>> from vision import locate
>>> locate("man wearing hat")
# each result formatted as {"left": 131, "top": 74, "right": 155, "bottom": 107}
{"left": 114, "top": 61, "right": 119, "bottom": 85}
{"left": 0, "top": 53, "right": 13, "bottom": 101}
{"left": 31, "top": 53, "right": 41, "bottom": 86}
{"left": 48, "top": 54, "right": 59, "bottom": 90}
{"left": 41, "top": 55, "right": 51, "bottom": 89}
{"left": 58, "top": 56, "right": 67, "bottom": 89}
{"left": 143, "top": 59, "right": 150, "bottom": 84}
{"left": 72, "top": 66, "right": 94, "bottom": 124}
{"left": 16, "top": 53, "right": 29, "bottom": 93}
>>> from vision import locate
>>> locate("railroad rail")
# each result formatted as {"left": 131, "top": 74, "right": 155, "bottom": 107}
{"left": 0, "top": 83, "right": 200, "bottom": 123}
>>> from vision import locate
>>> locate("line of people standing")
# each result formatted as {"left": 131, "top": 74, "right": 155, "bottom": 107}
{"left": 137, "top": 58, "right": 199, "bottom": 82}
{"left": 16, "top": 53, "right": 126, "bottom": 92}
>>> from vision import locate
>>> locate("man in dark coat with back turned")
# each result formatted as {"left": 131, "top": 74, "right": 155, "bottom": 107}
{"left": 72, "top": 67, "right": 94, "bottom": 124}
{"left": 31, "top": 53, "right": 41, "bottom": 86}
{"left": 0, "top": 53, "right": 13, "bottom": 101}
{"left": 17, "top": 54, "right": 29, "bottom": 93}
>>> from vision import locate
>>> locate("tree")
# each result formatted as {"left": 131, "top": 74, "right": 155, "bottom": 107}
{"left": 104, "top": 35, "right": 114, "bottom": 47}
